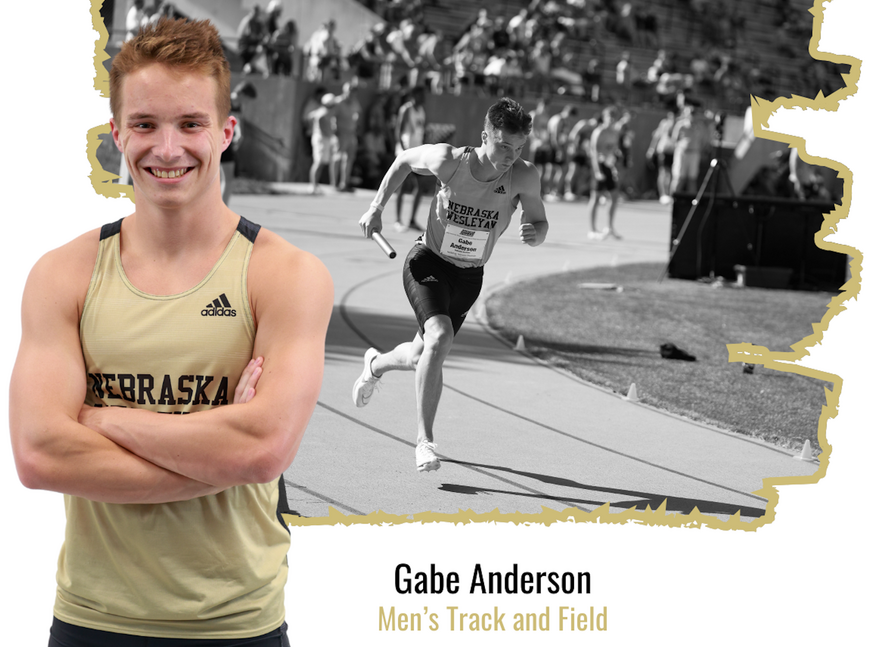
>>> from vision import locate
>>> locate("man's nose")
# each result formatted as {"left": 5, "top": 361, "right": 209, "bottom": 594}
{"left": 153, "top": 126, "right": 182, "bottom": 159}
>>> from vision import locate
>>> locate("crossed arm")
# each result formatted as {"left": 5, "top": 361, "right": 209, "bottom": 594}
{"left": 10, "top": 230, "right": 333, "bottom": 504}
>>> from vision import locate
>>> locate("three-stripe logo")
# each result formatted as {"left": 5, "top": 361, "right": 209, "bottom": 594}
{"left": 201, "top": 293, "right": 237, "bottom": 317}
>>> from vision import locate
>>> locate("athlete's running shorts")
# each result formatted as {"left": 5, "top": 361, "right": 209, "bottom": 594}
{"left": 48, "top": 618, "right": 290, "bottom": 646}
{"left": 403, "top": 241, "right": 484, "bottom": 336}
{"left": 591, "top": 164, "right": 618, "bottom": 192}
{"left": 533, "top": 145, "right": 554, "bottom": 166}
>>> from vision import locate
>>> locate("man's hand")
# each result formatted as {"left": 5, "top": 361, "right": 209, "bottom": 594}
{"left": 519, "top": 223, "right": 538, "bottom": 245}
{"left": 359, "top": 207, "right": 384, "bottom": 239}
{"left": 233, "top": 356, "right": 264, "bottom": 404}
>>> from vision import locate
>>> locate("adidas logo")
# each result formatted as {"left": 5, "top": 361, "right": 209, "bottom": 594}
{"left": 421, "top": 276, "right": 439, "bottom": 283}
{"left": 494, "top": 185, "right": 506, "bottom": 194}
{"left": 201, "top": 293, "right": 237, "bottom": 317}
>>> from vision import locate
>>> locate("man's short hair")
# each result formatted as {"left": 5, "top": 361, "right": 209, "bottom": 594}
{"left": 484, "top": 98, "right": 532, "bottom": 136}
{"left": 110, "top": 18, "right": 231, "bottom": 121}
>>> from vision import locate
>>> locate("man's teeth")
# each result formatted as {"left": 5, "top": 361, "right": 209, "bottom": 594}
{"left": 151, "top": 168, "right": 188, "bottom": 178}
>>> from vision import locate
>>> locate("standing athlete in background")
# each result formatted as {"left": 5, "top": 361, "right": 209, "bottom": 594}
{"left": 353, "top": 98, "right": 548, "bottom": 473}
{"left": 392, "top": 86, "right": 427, "bottom": 231}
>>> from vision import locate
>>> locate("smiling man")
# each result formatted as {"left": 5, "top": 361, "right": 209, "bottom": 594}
{"left": 9, "top": 18, "right": 332, "bottom": 646}
{"left": 355, "top": 97, "right": 548, "bottom": 473}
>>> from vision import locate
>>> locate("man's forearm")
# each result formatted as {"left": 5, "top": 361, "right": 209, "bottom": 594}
{"left": 15, "top": 417, "right": 222, "bottom": 504}
{"left": 82, "top": 392, "right": 309, "bottom": 489}
{"left": 372, "top": 156, "right": 414, "bottom": 208}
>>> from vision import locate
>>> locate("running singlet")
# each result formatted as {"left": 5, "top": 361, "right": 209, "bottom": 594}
{"left": 422, "top": 147, "right": 516, "bottom": 268}
{"left": 56, "top": 216, "right": 291, "bottom": 640}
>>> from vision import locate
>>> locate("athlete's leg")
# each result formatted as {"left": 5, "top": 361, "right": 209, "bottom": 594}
{"left": 408, "top": 178, "right": 424, "bottom": 229}
{"left": 370, "top": 333, "right": 424, "bottom": 375}
{"left": 587, "top": 187, "right": 601, "bottom": 235}
{"left": 414, "top": 315, "right": 453, "bottom": 444}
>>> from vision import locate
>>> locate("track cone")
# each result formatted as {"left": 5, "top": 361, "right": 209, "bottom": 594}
{"left": 794, "top": 439, "right": 814, "bottom": 462}
{"left": 624, "top": 383, "right": 639, "bottom": 401}
{"left": 515, "top": 334, "right": 526, "bottom": 351}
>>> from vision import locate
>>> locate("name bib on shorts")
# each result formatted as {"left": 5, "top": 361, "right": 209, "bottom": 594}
{"left": 440, "top": 224, "right": 491, "bottom": 262}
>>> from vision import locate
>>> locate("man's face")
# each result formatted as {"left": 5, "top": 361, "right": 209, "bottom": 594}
{"left": 111, "top": 63, "right": 234, "bottom": 211}
{"left": 483, "top": 127, "right": 527, "bottom": 170}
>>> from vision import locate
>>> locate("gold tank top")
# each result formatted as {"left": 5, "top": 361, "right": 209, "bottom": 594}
{"left": 55, "top": 216, "right": 291, "bottom": 639}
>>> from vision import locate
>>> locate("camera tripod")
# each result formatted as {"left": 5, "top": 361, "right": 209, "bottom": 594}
{"left": 658, "top": 121, "right": 735, "bottom": 283}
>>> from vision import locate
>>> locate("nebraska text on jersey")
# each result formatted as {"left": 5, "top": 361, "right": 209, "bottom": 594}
{"left": 446, "top": 200, "right": 500, "bottom": 229}
{"left": 88, "top": 372, "right": 232, "bottom": 407}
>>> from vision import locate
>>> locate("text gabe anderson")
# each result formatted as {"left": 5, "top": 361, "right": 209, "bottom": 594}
{"left": 394, "top": 563, "right": 591, "bottom": 595}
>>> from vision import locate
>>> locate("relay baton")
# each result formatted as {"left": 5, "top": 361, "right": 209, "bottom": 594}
{"left": 372, "top": 231, "right": 397, "bottom": 259}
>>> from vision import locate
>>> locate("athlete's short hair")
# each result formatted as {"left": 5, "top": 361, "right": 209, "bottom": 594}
{"left": 110, "top": 18, "right": 231, "bottom": 121}
{"left": 484, "top": 98, "right": 532, "bottom": 136}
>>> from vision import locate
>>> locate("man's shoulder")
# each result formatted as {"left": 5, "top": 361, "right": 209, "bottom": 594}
{"left": 25, "top": 226, "right": 102, "bottom": 304}
{"left": 247, "top": 227, "right": 333, "bottom": 317}
{"left": 249, "top": 228, "right": 330, "bottom": 280}
{"left": 510, "top": 158, "right": 540, "bottom": 190}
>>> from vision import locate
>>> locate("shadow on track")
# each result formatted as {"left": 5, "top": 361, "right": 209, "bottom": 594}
{"left": 441, "top": 460, "right": 767, "bottom": 518}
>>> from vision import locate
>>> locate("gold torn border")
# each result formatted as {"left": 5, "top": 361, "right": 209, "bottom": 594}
{"left": 86, "top": 0, "right": 858, "bottom": 531}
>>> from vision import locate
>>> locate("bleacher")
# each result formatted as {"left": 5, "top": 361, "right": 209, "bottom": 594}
{"left": 406, "top": 0, "right": 848, "bottom": 116}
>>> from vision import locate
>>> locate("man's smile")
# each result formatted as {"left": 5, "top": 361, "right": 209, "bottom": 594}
{"left": 148, "top": 167, "right": 191, "bottom": 179}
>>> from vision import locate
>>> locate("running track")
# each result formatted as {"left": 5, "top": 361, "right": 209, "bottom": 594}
{"left": 231, "top": 187, "right": 819, "bottom": 525}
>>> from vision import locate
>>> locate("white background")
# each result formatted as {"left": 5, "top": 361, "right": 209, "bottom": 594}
{"left": 2, "top": 1, "right": 867, "bottom": 645}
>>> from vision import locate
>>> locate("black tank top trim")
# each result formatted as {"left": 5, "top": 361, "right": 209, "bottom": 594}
{"left": 237, "top": 216, "right": 261, "bottom": 243}
{"left": 99, "top": 217, "right": 260, "bottom": 244}
{"left": 100, "top": 218, "right": 124, "bottom": 241}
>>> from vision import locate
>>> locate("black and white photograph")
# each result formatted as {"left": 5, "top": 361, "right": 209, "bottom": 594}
{"left": 3, "top": 0, "right": 867, "bottom": 645}
{"left": 89, "top": 0, "right": 849, "bottom": 525}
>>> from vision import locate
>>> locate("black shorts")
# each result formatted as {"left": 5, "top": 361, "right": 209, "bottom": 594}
{"left": 571, "top": 151, "right": 589, "bottom": 166}
{"left": 48, "top": 618, "right": 290, "bottom": 647}
{"left": 591, "top": 164, "right": 618, "bottom": 192}
{"left": 403, "top": 242, "right": 484, "bottom": 336}
{"left": 533, "top": 145, "right": 554, "bottom": 166}
{"left": 656, "top": 151, "right": 674, "bottom": 168}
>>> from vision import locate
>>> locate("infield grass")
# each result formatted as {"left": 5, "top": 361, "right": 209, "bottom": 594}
{"left": 484, "top": 262, "right": 841, "bottom": 455}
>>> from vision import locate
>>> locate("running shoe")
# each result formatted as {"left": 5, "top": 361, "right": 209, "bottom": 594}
{"left": 407, "top": 221, "right": 424, "bottom": 231}
{"left": 392, "top": 221, "right": 408, "bottom": 232}
{"left": 352, "top": 347, "right": 381, "bottom": 407}
{"left": 416, "top": 440, "right": 441, "bottom": 472}
{"left": 601, "top": 228, "right": 622, "bottom": 240}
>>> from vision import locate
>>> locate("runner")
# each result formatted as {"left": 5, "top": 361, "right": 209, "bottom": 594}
{"left": 353, "top": 97, "right": 548, "bottom": 472}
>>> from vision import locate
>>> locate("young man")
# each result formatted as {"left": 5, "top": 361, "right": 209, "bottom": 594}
{"left": 587, "top": 105, "right": 623, "bottom": 240}
{"left": 331, "top": 80, "right": 363, "bottom": 192}
{"left": 354, "top": 98, "right": 548, "bottom": 473}
{"left": 9, "top": 18, "right": 333, "bottom": 645}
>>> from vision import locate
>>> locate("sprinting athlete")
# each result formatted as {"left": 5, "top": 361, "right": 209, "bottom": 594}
{"left": 10, "top": 18, "right": 332, "bottom": 645}
{"left": 354, "top": 97, "right": 548, "bottom": 473}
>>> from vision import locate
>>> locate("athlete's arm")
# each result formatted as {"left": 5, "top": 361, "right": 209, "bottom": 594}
{"left": 9, "top": 233, "right": 231, "bottom": 503}
{"left": 589, "top": 126, "right": 604, "bottom": 179}
{"left": 359, "top": 143, "right": 457, "bottom": 238}
{"left": 514, "top": 160, "right": 549, "bottom": 247}
{"left": 78, "top": 229, "right": 334, "bottom": 489}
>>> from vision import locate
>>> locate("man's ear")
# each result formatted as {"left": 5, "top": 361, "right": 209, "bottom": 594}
{"left": 221, "top": 115, "right": 238, "bottom": 152}
{"left": 110, "top": 117, "right": 122, "bottom": 153}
